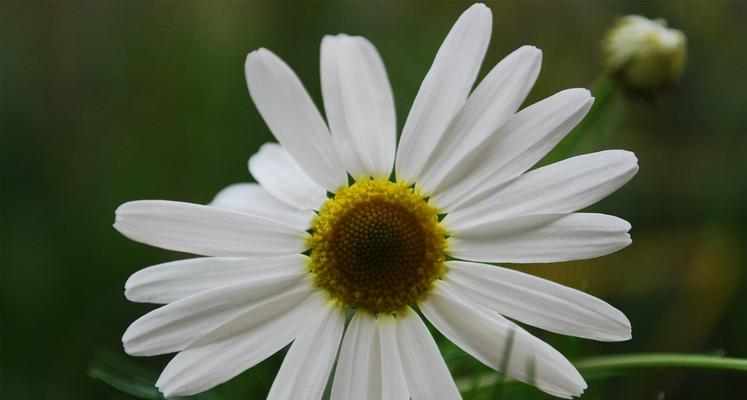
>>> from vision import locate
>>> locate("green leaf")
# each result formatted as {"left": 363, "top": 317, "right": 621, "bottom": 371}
{"left": 88, "top": 350, "right": 224, "bottom": 400}
{"left": 88, "top": 351, "right": 163, "bottom": 399}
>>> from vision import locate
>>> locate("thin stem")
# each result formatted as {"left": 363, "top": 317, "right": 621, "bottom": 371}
{"left": 575, "top": 353, "right": 747, "bottom": 372}
{"left": 547, "top": 75, "right": 618, "bottom": 163}
{"left": 457, "top": 353, "right": 747, "bottom": 394}
{"left": 489, "top": 328, "right": 517, "bottom": 400}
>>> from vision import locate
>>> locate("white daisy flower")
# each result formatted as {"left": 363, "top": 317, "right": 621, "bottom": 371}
{"left": 115, "top": 3, "right": 638, "bottom": 399}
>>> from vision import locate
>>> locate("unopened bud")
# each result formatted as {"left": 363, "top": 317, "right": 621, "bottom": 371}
{"left": 602, "top": 15, "right": 686, "bottom": 97}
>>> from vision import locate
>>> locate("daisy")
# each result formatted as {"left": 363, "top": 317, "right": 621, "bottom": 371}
{"left": 115, "top": 3, "right": 638, "bottom": 399}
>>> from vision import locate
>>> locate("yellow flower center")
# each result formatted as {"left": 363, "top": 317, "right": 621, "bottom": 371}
{"left": 308, "top": 179, "right": 447, "bottom": 314}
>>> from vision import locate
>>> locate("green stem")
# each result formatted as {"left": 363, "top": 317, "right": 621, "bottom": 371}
{"left": 457, "top": 353, "right": 747, "bottom": 394}
{"left": 575, "top": 353, "right": 747, "bottom": 372}
{"left": 547, "top": 75, "right": 617, "bottom": 162}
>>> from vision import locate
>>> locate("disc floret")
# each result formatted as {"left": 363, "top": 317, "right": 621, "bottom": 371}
{"left": 308, "top": 179, "right": 447, "bottom": 314}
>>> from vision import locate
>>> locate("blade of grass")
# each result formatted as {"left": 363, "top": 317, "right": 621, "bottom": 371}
{"left": 88, "top": 351, "right": 163, "bottom": 399}
{"left": 488, "top": 327, "right": 516, "bottom": 400}
{"left": 88, "top": 350, "right": 223, "bottom": 399}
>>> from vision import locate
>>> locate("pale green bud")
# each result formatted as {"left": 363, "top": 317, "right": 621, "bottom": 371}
{"left": 602, "top": 15, "right": 687, "bottom": 97}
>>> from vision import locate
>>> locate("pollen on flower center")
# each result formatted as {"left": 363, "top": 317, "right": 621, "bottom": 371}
{"left": 308, "top": 179, "right": 447, "bottom": 314}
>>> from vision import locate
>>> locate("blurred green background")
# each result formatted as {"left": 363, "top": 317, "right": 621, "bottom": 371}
{"left": 2, "top": 1, "right": 745, "bottom": 399}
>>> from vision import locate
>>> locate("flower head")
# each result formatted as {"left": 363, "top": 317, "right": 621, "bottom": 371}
{"left": 309, "top": 179, "right": 447, "bottom": 314}
{"left": 115, "top": 3, "right": 638, "bottom": 399}
{"left": 602, "top": 15, "right": 687, "bottom": 96}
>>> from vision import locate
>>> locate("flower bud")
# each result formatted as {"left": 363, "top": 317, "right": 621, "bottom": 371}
{"left": 602, "top": 15, "right": 686, "bottom": 97}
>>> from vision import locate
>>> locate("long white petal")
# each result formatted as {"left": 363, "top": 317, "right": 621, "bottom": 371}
{"left": 114, "top": 200, "right": 307, "bottom": 256}
{"left": 125, "top": 254, "right": 308, "bottom": 304}
{"left": 448, "top": 213, "right": 632, "bottom": 263}
{"left": 156, "top": 289, "right": 328, "bottom": 397}
{"left": 123, "top": 268, "right": 308, "bottom": 356}
{"left": 433, "top": 89, "right": 593, "bottom": 211}
{"left": 443, "top": 150, "right": 638, "bottom": 222}
{"left": 421, "top": 281, "right": 586, "bottom": 398}
{"left": 249, "top": 143, "right": 328, "bottom": 210}
{"left": 396, "top": 307, "right": 461, "bottom": 400}
{"left": 245, "top": 49, "right": 347, "bottom": 192}
{"left": 417, "top": 46, "right": 542, "bottom": 194}
{"left": 378, "top": 315, "right": 409, "bottom": 400}
{"left": 446, "top": 261, "right": 631, "bottom": 341}
{"left": 395, "top": 3, "right": 492, "bottom": 184}
{"left": 210, "top": 183, "right": 315, "bottom": 229}
{"left": 321, "top": 34, "right": 396, "bottom": 179}
{"left": 331, "top": 312, "right": 382, "bottom": 400}
{"left": 268, "top": 304, "right": 345, "bottom": 400}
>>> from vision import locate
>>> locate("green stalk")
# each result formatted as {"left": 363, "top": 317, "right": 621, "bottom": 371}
{"left": 546, "top": 75, "right": 618, "bottom": 163}
{"left": 575, "top": 353, "right": 747, "bottom": 372}
{"left": 457, "top": 353, "right": 747, "bottom": 395}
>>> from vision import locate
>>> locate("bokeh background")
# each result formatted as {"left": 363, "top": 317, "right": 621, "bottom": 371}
{"left": 2, "top": 1, "right": 745, "bottom": 399}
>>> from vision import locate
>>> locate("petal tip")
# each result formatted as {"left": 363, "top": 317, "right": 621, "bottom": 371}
{"left": 123, "top": 284, "right": 141, "bottom": 302}
{"left": 157, "top": 382, "right": 184, "bottom": 399}
{"left": 608, "top": 149, "right": 640, "bottom": 174}
{"left": 121, "top": 337, "right": 138, "bottom": 356}
{"left": 245, "top": 48, "right": 262, "bottom": 64}
{"left": 468, "top": 2, "right": 491, "bottom": 15}
{"left": 245, "top": 48, "right": 275, "bottom": 70}
{"left": 620, "top": 149, "right": 638, "bottom": 162}
{"left": 518, "top": 44, "right": 542, "bottom": 56}
{"left": 606, "top": 308, "right": 633, "bottom": 342}
{"left": 113, "top": 201, "right": 134, "bottom": 216}
{"left": 602, "top": 316, "right": 633, "bottom": 342}
{"left": 560, "top": 87, "right": 592, "bottom": 100}
{"left": 320, "top": 35, "right": 336, "bottom": 47}
{"left": 112, "top": 214, "right": 130, "bottom": 236}
{"left": 569, "top": 373, "right": 588, "bottom": 396}
{"left": 584, "top": 96, "right": 595, "bottom": 110}
{"left": 461, "top": 3, "right": 492, "bottom": 28}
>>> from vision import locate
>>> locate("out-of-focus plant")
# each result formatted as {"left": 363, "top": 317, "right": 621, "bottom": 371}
{"left": 602, "top": 15, "right": 687, "bottom": 98}
{"left": 552, "top": 15, "right": 688, "bottom": 160}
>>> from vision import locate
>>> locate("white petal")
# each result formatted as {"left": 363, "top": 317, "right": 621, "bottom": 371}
{"left": 446, "top": 261, "right": 631, "bottom": 341}
{"left": 396, "top": 307, "right": 461, "bottom": 400}
{"left": 417, "top": 46, "right": 542, "bottom": 195}
{"left": 321, "top": 34, "right": 396, "bottom": 179}
{"left": 421, "top": 281, "right": 586, "bottom": 398}
{"left": 433, "top": 89, "right": 593, "bottom": 211}
{"left": 125, "top": 254, "right": 308, "bottom": 304}
{"left": 444, "top": 150, "right": 639, "bottom": 222}
{"left": 378, "top": 315, "right": 409, "bottom": 400}
{"left": 448, "top": 213, "right": 632, "bottom": 263}
{"left": 395, "top": 3, "right": 492, "bottom": 184}
{"left": 210, "top": 183, "right": 315, "bottom": 229}
{"left": 331, "top": 312, "right": 382, "bottom": 400}
{"left": 123, "top": 267, "right": 308, "bottom": 356}
{"left": 268, "top": 304, "right": 345, "bottom": 400}
{"left": 114, "top": 200, "right": 307, "bottom": 257}
{"left": 156, "top": 289, "right": 328, "bottom": 397}
{"left": 249, "top": 143, "right": 328, "bottom": 210}
{"left": 245, "top": 49, "right": 347, "bottom": 192}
